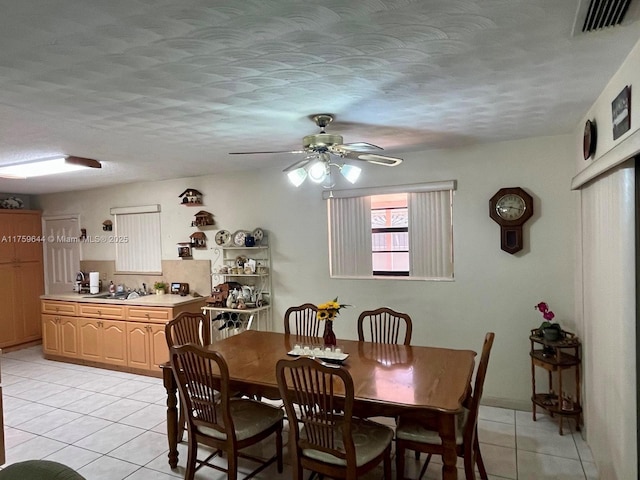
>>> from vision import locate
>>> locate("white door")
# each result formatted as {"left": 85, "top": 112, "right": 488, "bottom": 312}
{"left": 43, "top": 216, "right": 80, "bottom": 294}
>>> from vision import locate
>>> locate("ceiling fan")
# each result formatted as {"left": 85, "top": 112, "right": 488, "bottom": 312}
{"left": 229, "top": 114, "right": 403, "bottom": 187}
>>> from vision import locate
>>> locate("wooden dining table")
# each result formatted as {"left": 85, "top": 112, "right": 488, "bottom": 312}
{"left": 161, "top": 330, "right": 477, "bottom": 480}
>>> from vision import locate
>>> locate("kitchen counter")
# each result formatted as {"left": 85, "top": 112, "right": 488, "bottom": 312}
{"left": 40, "top": 292, "right": 205, "bottom": 308}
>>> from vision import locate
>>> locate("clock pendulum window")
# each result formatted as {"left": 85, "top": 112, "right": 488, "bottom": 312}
{"left": 489, "top": 187, "right": 534, "bottom": 254}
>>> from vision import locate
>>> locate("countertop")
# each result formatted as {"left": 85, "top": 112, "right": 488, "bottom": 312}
{"left": 41, "top": 292, "right": 206, "bottom": 308}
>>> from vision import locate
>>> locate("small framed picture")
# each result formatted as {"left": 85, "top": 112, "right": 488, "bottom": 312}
{"left": 177, "top": 243, "right": 192, "bottom": 258}
{"left": 170, "top": 282, "right": 181, "bottom": 294}
{"left": 612, "top": 85, "right": 631, "bottom": 140}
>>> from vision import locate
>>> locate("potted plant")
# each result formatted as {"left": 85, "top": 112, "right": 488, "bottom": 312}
{"left": 535, "top": 301, "right": 561, "bottom": 341}
{"left": 154, "top": 281, "right": 167, "bottom": 295}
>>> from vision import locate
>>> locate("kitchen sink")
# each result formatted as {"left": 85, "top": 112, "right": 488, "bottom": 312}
{"left": 82, "top": 293, "right": 129, "bottom": 300}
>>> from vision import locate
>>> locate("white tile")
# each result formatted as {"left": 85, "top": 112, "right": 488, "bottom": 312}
{"left": 49, "top": 371, "right": 109, "bottom": 388}
{"left": 516, "top": 409, "right": 573, "bottom": 434}
{"left": 37, "top": 387, "right": 94, "bottom": 408}
{"left": 516, "top": 424, "right": 580, "bottom": 459}
{"left": 3, "top": 435, "right": 67, "bottom": 465}
{"left": 478, "top": 418, "right": 516, "bottom": 448}
{"left": 3, "top": 426, "right": 36, "bottom": 449}
{"left": 1, "top": 374, "right": 28, "bottom": 386}
{"left": 43, "top": 415, "right": 114, "bottom": 444}
{"left": 3, "top": 379, "right": 51, "bottom": 396}
{"left": 89, "top": 398, "right": 149, "bottom": 421}
{"left": 517, "top": 450, "right": 587, "bottom": 480}
{"left": 109, "top": 430, "right": 169, "bottom": 466}
{"left": 17, "top": 408, "right": 83, "bottom": 435}
{"left": 573, "top": 432, "right": 595, "bottom": 463}
{"left": 62, "top": 392, "right": 122, "bottom": 414}
{"left": 419, "top": 440, "right": 517, "bottom": 480}
{"left": 479, "top": 405, "right": 516, "bottom": 424}
{"left": 73, "top": 423, "right": 145, "bottom": 454}
{"left": 582, "top": 461, "right": 599, "bottom": 480}
{"left": 2, "top": 395, "right": 30, "bottom": 413}
{"left": 125, "top": 467, "right": 180, "bottom": 480}
{"left": 101, "top": 379, "right": 157, "bottom": 397}
{"left": 77, "top": 455, "right": 139, "bottom": 480}
{"left": 4, "top": 402, "right": 56, "bottom": 427}
{"left": 78, "top": 375, "right": 132, "bottom": 393}
{"left": 43, "top": 445, "right": 102, "bottom": 470}
{"left": 126, "top": 383, "right": 167, "bottom": 403}
{"left": 119, "top": 403, "right": 167, "bottom": 430}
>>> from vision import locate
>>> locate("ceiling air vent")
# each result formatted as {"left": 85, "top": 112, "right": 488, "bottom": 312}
{"left": 580, "top": 0, "right": 633, "bottom": 32}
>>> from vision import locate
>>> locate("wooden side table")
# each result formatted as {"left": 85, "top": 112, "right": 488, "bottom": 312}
{"left": 529, "top": 329, "right": 582, "bottom": 435}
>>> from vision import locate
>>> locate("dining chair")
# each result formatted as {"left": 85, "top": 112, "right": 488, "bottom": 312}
{"left": 165, "top": 312, "right": 212, "bottom": 443}
{"left": 357, "top": 307, "right": 413, "bottom": 345}
{"left": 170, "top": 343, "right": 284, "bottom": 480}
{"left": 284, "top": 303, "right": 321, "bottom": 336}
{"left": 276, "top": 356, "right": 394, "bottom": 480}
{"left": 395, "top": 332, "right": 495, "bottom": 480}
{"left": 165, "top": 311, "right": 211, "bottom": 348}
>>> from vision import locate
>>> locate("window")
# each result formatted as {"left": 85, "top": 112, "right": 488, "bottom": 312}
{"left": 325, "top": 181, "right": 455, "bottom": 280}
{"left": 111, "top": 204, "right": 162, "bottom": 274}
{"left": 371, "top": 193, "right": 409, "bottom": 276}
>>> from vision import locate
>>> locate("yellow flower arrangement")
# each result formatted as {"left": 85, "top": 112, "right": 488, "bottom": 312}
{"left": 317, "top": 297, "right": 349, "bottom": 321}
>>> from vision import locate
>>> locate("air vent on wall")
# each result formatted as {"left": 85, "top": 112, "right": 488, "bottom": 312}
{"left": 575, "top": 0, "right": 634, "bottom": 33}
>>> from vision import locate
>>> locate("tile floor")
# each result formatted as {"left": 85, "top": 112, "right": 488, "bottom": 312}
{"left": 0, "top": 346, "right": 598, "bottom": 479}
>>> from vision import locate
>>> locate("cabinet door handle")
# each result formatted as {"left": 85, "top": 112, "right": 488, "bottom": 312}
{"left": 145, "top": 313, "right": 150, "bottom": 319}
{"left": 98, "top": 321, "right": 103, "bottom": 328}
{"left": 97, "top": 310, "right": 101, "bottom": 316}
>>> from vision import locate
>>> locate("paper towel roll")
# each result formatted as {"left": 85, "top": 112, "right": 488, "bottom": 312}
{"left": 89, "top": 271, "right": 100, "bottom": 294}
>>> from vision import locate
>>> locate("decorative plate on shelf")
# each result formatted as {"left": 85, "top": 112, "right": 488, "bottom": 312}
{"left": 214, "top": 230, "right": 232, "bottom": 246}
{"left": 232, "top": 230, "right": 251, "bottom": 247}
{"left": 252, "top": 228, "right": 264, "bottom": 244}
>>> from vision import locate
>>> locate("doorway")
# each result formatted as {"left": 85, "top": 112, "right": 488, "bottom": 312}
{"left": 42, "top": 215, "right": 80, "bottom": 294}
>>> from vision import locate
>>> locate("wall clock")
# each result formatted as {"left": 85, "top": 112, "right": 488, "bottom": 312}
{"left": 489, "top": 187, "right": 534, "bottom": 254}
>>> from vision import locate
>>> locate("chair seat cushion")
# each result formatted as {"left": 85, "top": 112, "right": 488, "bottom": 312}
{"left": 302, "top": 418, "right": 393, "bottom": 467}
{"left": 0, "top": 460, "right": 86, "bottom": 479}
{"left": 198, "top": 398, "right": 283, "bottom": 441}
{"left": 396, "top": 408, "right": 468, "bottom": 445}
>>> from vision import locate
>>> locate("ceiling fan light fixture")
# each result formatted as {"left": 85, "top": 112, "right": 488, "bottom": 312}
{"left": 287, "top": 168, "right": 307, "bottom": 187}
{"left": 340, "top": 164, "right": 361, "bottom": 183}
{"left": 308, "top": 161, "right": 328, "bottom": 183}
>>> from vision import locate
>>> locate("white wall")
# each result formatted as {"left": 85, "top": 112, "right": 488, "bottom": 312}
{"left": 572, "top": 37, "right": 640, "bottom": 480}
{"left": 36, "top": 133, "right": 576, "bottom": 408}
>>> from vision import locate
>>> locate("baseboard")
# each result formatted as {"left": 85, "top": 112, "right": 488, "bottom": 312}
{"left": 481, "top": 395, "right": 532, "bottom": 412}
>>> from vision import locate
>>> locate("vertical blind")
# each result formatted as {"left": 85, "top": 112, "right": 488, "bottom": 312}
{"left": 327, "top": 181, "right": 454, "bottom": 279}
{"left": 579, "top": 162, "right": 636, "bottom": 479}
{"left": 112, "top": 206, "right": 162, "bottom": 273}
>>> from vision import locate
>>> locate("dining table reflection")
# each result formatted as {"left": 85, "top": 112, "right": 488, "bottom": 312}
{"left": 162, "top": 330, "right": 476, "bottom": 480}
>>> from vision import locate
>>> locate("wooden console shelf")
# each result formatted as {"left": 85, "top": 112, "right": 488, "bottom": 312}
{"left": 529, "top": 329, "right": 582, "bottom": 435}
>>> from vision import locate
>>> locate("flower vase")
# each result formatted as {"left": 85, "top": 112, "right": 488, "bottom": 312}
{"left": 323, "top": 320, "right": 337, "bottom": 347}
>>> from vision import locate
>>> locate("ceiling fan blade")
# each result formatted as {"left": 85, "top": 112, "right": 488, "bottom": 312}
{"left": 283, "top": 156, "right": 315, "bottom": 172}
{"left": 339, "top": 142, "right": 384, "bottom": 152}
{"left": 229, "top": 149, "right": 306, "bottom": 155}
{"left": 342, "top": 151, "right": 403, "bottom": 166}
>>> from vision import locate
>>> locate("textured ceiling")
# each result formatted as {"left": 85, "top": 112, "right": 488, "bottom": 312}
{"left": 0, "top": 0, "right": 639, "bottom": 194}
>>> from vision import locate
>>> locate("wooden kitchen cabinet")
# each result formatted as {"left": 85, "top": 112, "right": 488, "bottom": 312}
{"left": 78, "top": 318, "right": 127, "bottom": 367}
{"left": 0, "top": 210, "right": 43, "bottom": 263}
{"left": 42, "top": 314, "right": 78, "bottom": 357}
{"left": 0, "top": 210, "right": 44, "bottom": 348}
{"left": 126, "top": 322, "right": 169, "bottom": 370}
{"left": 42, "top": 298, "right": 205, "bottom": 376}
{"left": 0, "top": 261, "right": 44, "bottom": 348}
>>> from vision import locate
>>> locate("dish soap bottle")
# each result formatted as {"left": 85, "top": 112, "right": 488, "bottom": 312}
{"left": 109, "top": 281, "right": 116, "bottom": 294}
